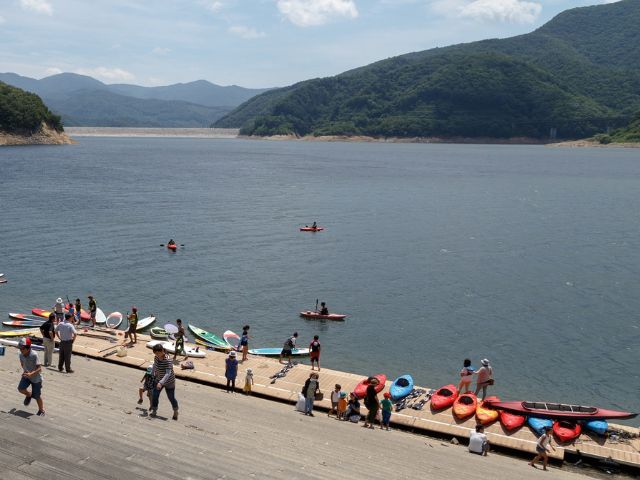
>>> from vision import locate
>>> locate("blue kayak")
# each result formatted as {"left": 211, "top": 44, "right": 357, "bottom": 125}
{"left": 528, "top": 417, "right": 553, "bottom": 436}
{"left": 584, "top": 419, "right": 608, "bottom": 436}
{"left": 390, "top": 374, "right": 414, "bottom": 401}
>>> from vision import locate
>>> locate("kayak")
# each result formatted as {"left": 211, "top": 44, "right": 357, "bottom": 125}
{"left": 300, "top": 227, "right": 324, "bottom": 232}
{"left": 476, "top": 396, "right": 500, "bottom": 426}
{"left": 453, "top": 393, "right": 477, "bottom": 419}
{"left": 146, "top": 340, "right": 206, "bottom": 358}
{"left": 583, "top": 419, "right": 608, "bottom": 436}
{"left": 195, "top": 338, "right": 233, "bottom": 351}
{"left": 32, "top": 308, "right": 52, "bottom": 318}
{"left": 3, "top": 320, "right": 45, "bottom": 328}
{"left": 167, "top": 244, "right": 177, "bottom": 251}
{"left": 135, "top": 316, "right": 156, "bottom": 331}
{"left": 353, "top": 374, "right": 387, "bottom": 399}
{"left": 528, "top": 417, "right": 553, "bottom": 436}
{"left": 188, "top": 324, "right": 228, "bottom": 349}
{"left": 150, "top": 327, "right": 169, "bottom": 340}
{"left": 0, "top": 338, "right": 59, "bottom": 353}
{"left": 299, "top": 311, "right": 347, "bottom": 321}
{"left": 65, "top": 305, "right": 91, "bottom": 321}
{"left": 247, "top": 347, "right": 310, "bottom": 357}
{"left": 106, "top": 312, "right": 123, "bottom": 329}
{"left": 8, "top": 313, "right": 46, "bottom": 322}
{"left": 431, "top": 384, "right": 459, "bottom": 410}
{"left": 553, "top": 421, "right": 582, "bottom": 443}
{"left": 389, "top": 375, "right": 414, "bottom": 401}
{"left": 0, "top": 328, "right": 39, "bottom": 337}
{"left": 486, "top": 400, "right": 638, "bottom": 421}
{"left": 223, "top": 330, "right": 241, "bottom": 349}
{"left": 499, "top": 410, "right": 526, "bottom": 431}
{"left": 95, "top": 308, "right": 107, "bottom": 325}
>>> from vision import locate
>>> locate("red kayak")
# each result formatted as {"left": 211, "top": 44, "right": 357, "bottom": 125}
{"left": 299, "top": 311, "right": 346, "bottom": 321}
{"left": 553, "top": 421, "right": 582, "bottom": 443}
{"left": 453, "top": 392, "right": 477, "bottom": 419}
{"left": 431, "top": 384, "right": 458, "bottom": 411}
{"left": 353, "top": 374, "right": 387, "bottom": 399}
{"left": 499, "top": 410, "right": 526, "bottom": 431}
{"left": 167, "top": 244, "right": 177, "bottom": 251}
{"left": 485, "top": 400, "right": 638, "bottom": 420}
{"left": 300, "top": 227, "right": 324, "bottom": 232}
{"left": 32, "top": 307, "right": 91, "bottom": 322}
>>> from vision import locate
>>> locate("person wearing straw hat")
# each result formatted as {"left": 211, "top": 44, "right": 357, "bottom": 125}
{"left": 474, "top": 359, "right": 494, "bottom": 401}
{"left": 225, "top": 351, "right": 239, "bottom": 393}
{"left": 17, "top": 338, "right": 45, "bottom": 416}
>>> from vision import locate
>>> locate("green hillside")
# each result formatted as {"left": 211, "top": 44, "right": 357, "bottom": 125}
{"left": 0, "top": 81, "right": 63, "bottom": 134}
{"left": 216, "top": 0, "right": 640, "bottom": 140}
{"left": 594, "top": 112, "right": 640, "bottom": 144}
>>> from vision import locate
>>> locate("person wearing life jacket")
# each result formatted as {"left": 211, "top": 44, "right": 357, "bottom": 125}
{"left": 127, "top": 307, "right": 139, "bottom": 345}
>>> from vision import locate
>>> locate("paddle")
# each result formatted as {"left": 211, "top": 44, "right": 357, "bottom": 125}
{"left": 315, "top": 299, "right": 318, "bottom": 313}
{"left": 160, "top": 243, "right": 185, "bottom": 247}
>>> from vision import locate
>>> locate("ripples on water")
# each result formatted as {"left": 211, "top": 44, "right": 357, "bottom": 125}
{"left": 1, "top": 138, "right": 639, "bottom": 416}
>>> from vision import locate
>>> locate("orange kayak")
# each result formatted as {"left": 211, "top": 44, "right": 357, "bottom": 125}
{"left": 476, "top": 396, "right": 500, "bottom": 425}
{"left": 453, "top": 393, "right": 477, "bottom": 419}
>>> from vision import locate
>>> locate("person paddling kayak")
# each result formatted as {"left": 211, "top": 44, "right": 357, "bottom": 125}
{"left": 319, "top": 302, "right": 329, "bottom": 316}
{"left": 167, "top": 239, "right": 176, "bottom": 247}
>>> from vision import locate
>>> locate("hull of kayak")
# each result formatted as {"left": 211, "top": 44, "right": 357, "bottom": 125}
{"left": 300, "top": 227, "right": 324, "bottom": 232}
{"left": 188, "top": 324, "right": 228, "bottom": 348}
{"left": 223, "top": 330, "right": 240, "bottom": 349}
{"left": 353, "top": 374, "right": 387, "bottom": 399}
{"left": 150, "top": 327, "right": 168, "bottom": 340}
{"left": 167, "top": 244, "right": 177, "bottom": 251}
{"left": 453, "top": 393, "right": 477, "bottom": 419}
{"left": 3, "top": 320, "right": 45, "bottom": 328}
{"left": 431, "top": 384, "right": 459, "bottom": 411}
{"left": 486, "top": 400, "right": 637, "bottom": 421}
{"left": 248, "top": 347, "right": 310, "bottom": 357}
{"left": 135, "top": 316, "right": 156, "bottom": 331}
{"left": 9, "top": 313, "right": 45, "bottom": 322}
{"left": 32, "top": 308, "right": 52, "bottom": 318}
{"left": 476, "top": 396, "right": 500, "bottom": 426}
{"left": 106, "top": 312, "right": 123, "bottom": 329}
{"left": 553, "top": 421, "right": 582, "bottom": 443}
{"left": 146, "top": 340, "right": 206, "bottom": 358}
{"left": 528, "top": 417, "right": 553, "bottom": 436}
{"left": 0, "top": 338, "right": 58, "bottom": 352}
{"left": 0, "top": 328, "right": 39, "bottom": 337}
{"left": 195, "top": 338, "right": 233, "bottom": 351}
{"left": 583, "top": 420, "right": 608, "bottom": 436}
{"left": 499, "top": 410, "right": 526, "bottom": 431}
{"left": 299, "top": 311, "right": 346, "bottom": 321}
{"left": 95, "top": 308, "right": 107, "bottom": 325}
{"left": 390, "top": 375, "right": 414, "bottom": 401}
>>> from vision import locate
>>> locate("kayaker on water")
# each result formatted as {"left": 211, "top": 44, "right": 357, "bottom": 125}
{"left": 167, "top": 239, "right": 176, "bottom": 247}
{"left": 311, "top": 222, "right": 317, "bottom": 230}
{"left": 319, "top": 302, "right": 329, "bottom": 315}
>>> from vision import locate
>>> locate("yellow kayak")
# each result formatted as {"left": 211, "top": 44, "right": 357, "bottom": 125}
{"left": 0, "top": 328, "right": 39, "bottom": 337}
{"left": 476, "top": 396, "right": 500, "bottom": 426}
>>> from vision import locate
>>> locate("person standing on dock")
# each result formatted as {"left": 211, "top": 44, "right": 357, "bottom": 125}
{"left": 363, "top": 377, "right": 380, "bottom": 429}
{"left": 88, "top": 295, "right": 97, "bottom": 328}
{"left": 126, "top": 307, "right": 139, "bottom": 345}
{"left": 74, "top": 298, "right": 82, "bottom": 324}
{"left": 55, "top": 313, "right": 77, "bottom": 373}
{"left": 225, "top": 351, "right": 239, "bottom": 393}
{"left": 39, "top": 313, "right": 56, "bottom": 367}
{"left": 309, "top": 335, "right": 321, "bottom": 371}
{"left": 474, "top": 359, "right": 494, "bottom": 401}
{"left": 150, "top": 343, "right": 179, "bottom": 420}
{"left": 239, "top": 325, "right": 249, "bottom": 362}
{"left": 173, "top": 319, "right": 185, "bottom": 362}
{"left": 302, "top": 372, "right": 320, "bottom": 416}
{"left": 279, "top": 332, "right": 298, "bottom": 365}
{"left": 458, "top": 358, "right": 474, "bottom": 394}
{"left": 17, "top": 338, "right": 45, "bottom": 416}
{"left": 53, "top": 298, "right": 65, "bottom": 324}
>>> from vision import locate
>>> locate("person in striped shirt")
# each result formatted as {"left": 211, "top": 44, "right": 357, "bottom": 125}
{"left": 150, "top": 343, "right": 179, "bottom": 420}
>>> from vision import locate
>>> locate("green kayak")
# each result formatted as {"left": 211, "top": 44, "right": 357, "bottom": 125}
{"left": 188, "top": 324, "right": 228, "bottom": 348}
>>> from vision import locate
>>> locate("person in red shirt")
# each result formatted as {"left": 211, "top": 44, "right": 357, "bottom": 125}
{"left": 309, "top": 335, "right": 321, "bottom": 371}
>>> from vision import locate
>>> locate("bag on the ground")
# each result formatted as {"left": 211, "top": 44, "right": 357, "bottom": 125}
{"left": 295, "top": 393, "right": 306, "bottom": 412}
{"left": 181, "top": 360, "right": 194, "bottom": 370}
{"left": 116, "top": 346, "right": 127, "bottom": 357}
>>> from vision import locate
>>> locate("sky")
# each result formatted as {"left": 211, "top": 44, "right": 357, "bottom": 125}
{"left": 0, "top": 0, "right": 621, "bottom": 88}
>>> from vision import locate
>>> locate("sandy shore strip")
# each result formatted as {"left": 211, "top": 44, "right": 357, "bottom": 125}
{"left": 0, "top": 352, "right": 589, "bottom": 480}
{"left": 66, "top": 127, "right": 240, "bottom": 139}
{"left": 547, "top": 139, "right": 640, "bottom": 148}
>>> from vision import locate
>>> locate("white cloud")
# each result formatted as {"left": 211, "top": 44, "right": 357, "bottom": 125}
{"left": 459, "top": 0, "right": 542, "bottom": 24}
{"left": 0, "top": 15, "right": 5, "bottom": 24}
{"left": 200, "top": 0, "right": 225, "bottom": 12}
{"left": 228, "top": 25, "right": 266, "bottom": 39}
{"left": 277, "top": 0, "right": 358, "bottom": 27}
{"left": 45, "top": 66, "right": 62, "bottom": 76}
{"left": 74, "top": 67, "right": 135, "bottom": 82}
{"left": 152, "top": 47, "right": 172, "bottom": 55}
{"left": 20, "top": 0, "right": 53, "bottom": 16}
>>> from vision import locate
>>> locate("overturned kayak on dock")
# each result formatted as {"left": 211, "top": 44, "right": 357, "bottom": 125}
{"left": 583, "top": 419, "right": 608, "bottom": 436}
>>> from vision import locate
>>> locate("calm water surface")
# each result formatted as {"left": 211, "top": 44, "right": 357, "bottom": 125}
{"left": 1, "top": 138, "right": 639, "bottom": 416}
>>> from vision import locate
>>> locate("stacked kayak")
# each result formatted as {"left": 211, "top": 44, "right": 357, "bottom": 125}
{"left": 188, "top": 324, "right": 229, "bottom": 349}
{"left": 390, "top": 375, "right": 414, "bottom": 401}
{"left": 528, "top": 417, "right": 553, "bottom": 436}
{"left": 146, "top": 340, "right": 206, "bottom": 358}
{"left": 353, "top": 374, "right": 387, "bottom": 399}
{"left": 431, "top": 384, "right": 458, "bottom": 410}
{"left": 453, "top": 393, "right": 477, "bottom": 419}
{"left": 299, "top": 311, "right": 346, "bottom": 321}
{"left": 476, "top": 396, "right": 500, "bottom": 426}
{"left": 553, "top": 421, "right": 582, "bottom": 443}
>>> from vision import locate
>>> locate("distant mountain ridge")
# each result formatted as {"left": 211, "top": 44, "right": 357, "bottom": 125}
{"left": 0, "top": 72, "right": 270, "bottom": 127}
{"left": 216, "top": 0, "right": 640, "bottom": 140}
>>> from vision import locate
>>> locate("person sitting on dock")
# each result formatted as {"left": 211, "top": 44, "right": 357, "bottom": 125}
{"left": 319, "top": 302, "right": 329, "bottom": 315}
{"left": 345, "top": 392, "right": 361, "bottom": 423}
{"left": 469, "top": 425, "right": 489, "bottom": 456}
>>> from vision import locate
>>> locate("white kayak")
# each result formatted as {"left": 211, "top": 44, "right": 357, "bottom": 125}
{"left": 106, "top": 312, "right": 123, "bottom": 329}
{"left": 0, "top": 338, "right": 59, "bottom": 353}
{"left": 223, "top": 330, "right": 241, "bottom": 349}
{"left": 146, "top": 340, "right": 206, "bottom": 358}
{"left": 136, "top": 316, "right": 156, "bottom": 332}
{"left": 95, "top": 308, "right": 107, "bottom": 325}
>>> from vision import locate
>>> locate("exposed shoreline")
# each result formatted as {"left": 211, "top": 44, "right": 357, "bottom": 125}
{"left": 66, "top": 127, "right": 240, "bottom": 139}
{"left": 0, "top": 123, "right": 75, "bottom": 146}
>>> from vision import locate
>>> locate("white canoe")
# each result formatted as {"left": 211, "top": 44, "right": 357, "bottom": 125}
{"left": 95, "top": 308, "right": 107, "bottom": 325}
{"left": 146, "top": 340, "right": 206, "bottom": 358}
{"left": 136, "top": 316, "right": 156, "bottom": 331}
{"left": 106, "top": 312, "right": 123, "bottom": 329}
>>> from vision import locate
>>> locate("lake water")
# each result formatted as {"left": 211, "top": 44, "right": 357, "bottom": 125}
{"left": 1, "top": 137, "right": 639, "bottom": 417}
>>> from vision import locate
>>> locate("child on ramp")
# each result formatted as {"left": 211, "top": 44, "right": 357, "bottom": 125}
{"left": 138, "top": 366, "right": 154, "bottom": 408}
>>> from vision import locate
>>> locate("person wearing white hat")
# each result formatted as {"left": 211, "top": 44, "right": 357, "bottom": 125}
{"left": 243, "top": 368, "right": 254, "bottom": 395}
{"left": 17, "top": 338, "right": 45, "bottom": 416}
{"left": 53, "top": 297, "right": 65, "bottom": 324}
{"left": 474, "top": 359, "right": 494, "bottom": 400}
{"left": 225, "top": 351, "right": 239, "bottom": 393}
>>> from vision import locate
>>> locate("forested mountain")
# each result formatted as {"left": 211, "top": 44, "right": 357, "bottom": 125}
{"left": 0, "top": 73, "right": 268, "bottom": 127}
{"left": 216, "top": 0, "right": 640, "bottom": 140}
{"left": 0, "top": 81, "right": 62, "bottom": 133}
